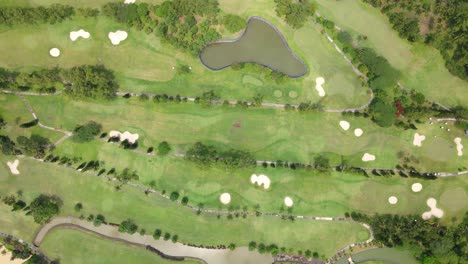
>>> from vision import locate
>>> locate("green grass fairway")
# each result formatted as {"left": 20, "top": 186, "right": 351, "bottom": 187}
{"left": 0, "top": 157, "right": 369, "bottom": 257}
{"left": 47, "top": 140, "right": 468, "bottom": 222}
{"left": 24, "top": 95, "right": 467, "bottom": 172}
{"left": 41, "top": 228, "right": 201, "bottom": 264}
{"left": 313, "top": 0, "right": 468, "bottom": 107}
{"left": 0, "top": 0, "right": 370, "bottom": 109}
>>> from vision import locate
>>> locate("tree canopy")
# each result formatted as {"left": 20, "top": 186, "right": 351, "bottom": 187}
{"left": 29, "top": 194, "right": 62, "bottom": 224}
{"left": 16, "top": 134, "right": 50, "bottom": 158}
{"left": 274, "top": 0, "right": 316, "bottom": 29}
{"left": 72, "top": 121, "right": 102, "bottom": 142}
{"left": 223, "top": 14, "right": 246, "bottom": 33}
{"left": 63, "top": 65, "right": 118, "bottom": 99}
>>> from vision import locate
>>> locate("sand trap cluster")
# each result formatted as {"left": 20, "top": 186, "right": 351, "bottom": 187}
{"left": 339, "top": 120, "right": 350, "bottom": 131}
{"left": 109, "top": 130, "right": 139, "bottom": 144}
{"left": 362, "top": 153, "right": 375, "bottom": 162}
{"left": 388, "top": 196, "right": 398, "bottom": 204}
{"left": 108, "top": 30, "right": 128, "bottom": 45}
{"left": 250, "top": 174, "right": 271, "bottom": 189}
{"left": 454, "top": 137, "right": 463, "bottom": 156}
{"left": 219, "top": 193, "right": 231, "bottom": 204}
{"left": 422, "top": 198, "right": 444, "bottom": 220}
{"left": 284, "top": 196, "right": 294, "bottom": 207}
{"left": 315, "top": 77, "right": 326, "bottom": 97}
{"left": 49, "top": 48, "right": 60, "bottom": 57}
{"left": 7, "top": 159, "right": 20, "bottom": 175}
{"left": 411, "top": 183, "right": 423, "bottom": 192}
{"left": 413, "top": 133, "right": 426, "bottom": 147}
{"left": 124, "top": 0, "right": 136, "bottom": 3}
{"left": 70, "top": 29, "right": 90, "bottom": 41}
{"left": 354, "top": 128, "right": 363, "bottom": 137}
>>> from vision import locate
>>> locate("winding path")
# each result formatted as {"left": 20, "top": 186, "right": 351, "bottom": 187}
{"left": 17, "top": 94, "right": 72, "bottom": 146}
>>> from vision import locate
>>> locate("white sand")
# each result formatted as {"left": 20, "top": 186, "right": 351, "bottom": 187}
{"left": 0, "top": 243, "right": 29, "bottom": 264}
{"left": 422, "top": 198, "right": 444, "bottom": 220}
{"left": 362, "top": 153, "right": 375, "bottom": 162}
{"left": 6, "top": 159, "right": 20, "bottom": 175}
{"left": 354, "top": 128, "right": 363, "bottom": 137}
{"left": 411, "top": 183, "right": 423, "bottom": 192}
{"left": 124, "top": 0, "right": 136, "bottom": 3}
{"left": 284, "top": 196, "right": 294, "bottom": 207}
{"left": 69, "top": 29, "right": 90, "bottom": 41}
{"left": 109, "top": 130, "right": 139, "bottom": 144}
{"left": 339, "top": 120, "right": 350, "bottom": 131}
{"left": 250, "top": 174, "right": 271, "bottom": 189}
{"left": 315, "top": 77, "right": 325, "bottom": 97}
{"left": 108, "top": 30, "right": 128, "bottom": 45}
{"left": 454, "top": 137, "right": 463, "bottom": 156}
{"left": 219, "top": 193, "right": 231, "bottom": 204}
{"left": 49, "top": 48, "right": 60, "bottom": 57}
{"left": 388, "top": 196, "right": 398, "bottom": 204}
{"left": 412, "top": 133, "right": 426, "bottom": 147}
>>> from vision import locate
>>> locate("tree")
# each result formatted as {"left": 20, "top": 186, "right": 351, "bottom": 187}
{"left": 74, "top": 202, "right": 83, "bottom": 212}
{"left": 16, "top": 134, "right": 50, "bottom": 158}
{"left": 169, "top": 191, "right": 179, "bottom": 201}
{"left": 72, "top": 121, "right": 102, "bottom": 142}
{"left": 93, "top": 214, "right": 106, "bottom": 226}
{"left": 274, "top": 0, "right": 316, "bottom": 29}
{"left": 29, "top": 194, "right": 62, "bottom": 224}
{"left": 118, "top": 219, "right": 138, "bottom": 234}
{"left": 369, "top": 98, "right": 397, "bottom": 127}
{"left": 223, "top": 14, "right": 246, "bottom": 33}
{"left": 163, "top": 232, "right": 171, "bottom": 241}
{"left": 314, "top": 155, "right": 330, "bottom": 172}
{"left": 248, "top": 241, "right": 257, "bottom": 251}
{"left": 0, "top": 115, "right": 5, "bottom": 129}
{"left": 62, "top": 65, "right": 118, "bottom": 100}
{"left": 0, "top": 135, "right": 16, "bottom": 155}
{"left": 181, "top": 196, "right": 189, "bottom": 205}
{"left": 171, "top": 234, "right": 178, "bottom": 243}
{"left": 157, "top": 141, "right": 171, "bottom": 156}
{"left": 153, "top": 229, "right": 162, "bottom": 239}
{"left": 228, "top": 243, "right": 236, "bottom": 251}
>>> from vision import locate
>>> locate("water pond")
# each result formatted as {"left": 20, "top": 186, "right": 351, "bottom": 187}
{"left": 200, "top": 16, "right": 307, "bottom": 77}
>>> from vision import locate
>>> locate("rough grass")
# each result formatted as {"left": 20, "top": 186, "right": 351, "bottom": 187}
{"left": 41, "top": 228, "right": 202, "bottom": 264}
{"left": 23, "top": 95, "right": 467, "bottom": 172}
{"left": 0, "top": 94, "right": 63, "bottom": 143}
{"left": 313, "top": 0, "right": 468, "bottom": 107}
{"left": 0, "top": 157, "right": 369, "bottom": 257}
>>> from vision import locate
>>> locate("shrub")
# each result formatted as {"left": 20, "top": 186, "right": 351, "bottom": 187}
{"left": 118, "top": 219, "right": 138, "bottom": 234}
{"left": 72, "top": 121, "right": 102, "bottom": 142}
{"left": 223, "top": 14, "right": 246, "bottom": 33}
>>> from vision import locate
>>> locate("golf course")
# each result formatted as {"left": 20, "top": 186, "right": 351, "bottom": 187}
{"left": 0, "top": 0, "right": 466, "bottom": 264}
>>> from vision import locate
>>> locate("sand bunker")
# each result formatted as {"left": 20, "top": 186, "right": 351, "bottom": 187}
{"left": 0, "top": 243, "right": 29, "bottom": 264}
{"left": 315, "top": 77, "right": 325, "bottom": 97}
{"left": 108, "top": 30, "right": 128, "bottom": 45}
{"left": 454, "top": 137, "right": 463, "bottom": 156}
{"left": 250, "top": 174, "right": 271, "bottom": 189}
{"left": 284, "top": 196, "right": 294, "bottom": 207}
{"left": 411, "top": 183, "right": 423, "bottom": 192}
{"left": 6, "top": 159, "right": 20, "bottom": 175}
{"left": 388, "top": 196, "right": 398, "bottom": 204}
{"left": 124, "top": 0, "right": 136, "bottom": 3}
{"left": 362, "top": 153, "right": 375, "bottom": 162}
{"left": 49, "top": 48, "right": 60, "bottom": 57}
{"left": 219, "top": 193, "right": 231, "bottom": 204}
{"left": 339, "top": 120, "right": 350, "bottom": 131}
{"left": 422, "top": 198, "right": 444, "bottom": 220}
{"left": 70, "top": 29, "right": 90, "bottom": 41}
{"left": 413, "top": 133, "right": 426, "bottom": 147}
{"left": 354, "top": 128, "right": 363, "bottom": 137}
{"left": 109, "top": 130, "right": 139, "bottom": 144}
